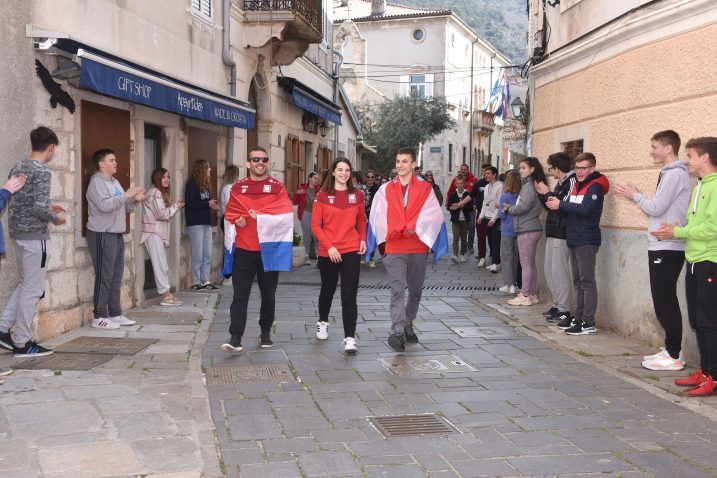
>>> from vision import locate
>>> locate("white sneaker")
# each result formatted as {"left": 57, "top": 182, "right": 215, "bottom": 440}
{"left": 498, "top": 285, "right": 512, "bottom": 293}
{"left": 316, "top": 321, "right": 329, "bottom": 340}
{"left": 223, "top": 277, "right": 233, "bottom": 286}
{"left": 487, "top": 264, "right": 496, "bottom": 272}
{"left": 451, "top": 255, "right": 459, "bottom": 264}
{"left": 642, "top": 351, "right": 686, "bottom": 371}
{"left": 110, "top": 315, "right": 136, "bottom": 326}
{"left": 477, "top": 258, "right": 485, "bottom": 267}
{"left": 305, "top": 258, "right": 311, "bottom": 266}
{"left": 343, "top": 337, "right": 357, "bottom": 354}
{"left": 92, "top": 318, "right": 120, "bottom": 329}
{"left": 460, "top": 255, "right": 467, "bottom": 262}
{"left": 643, "top": 347, "right": 668, "bottom": 361}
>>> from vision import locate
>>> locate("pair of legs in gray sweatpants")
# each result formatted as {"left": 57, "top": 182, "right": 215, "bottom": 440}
{"left": 383, "top": 253, "right": 427, "bottom": 335}
{"left": 570, "top": 245, "right": 599, "bottom": 327}
{"left": 0, "top": 239, "right": 48, "bottom": 347}
{"left": 544, "top": 237, "right": 571, "bottom": 313}
{"left": 87, "top": 230, "right": 124, "bottom": 319}
{"left": 300, "top": 211, "right": 318, "bottom": 258}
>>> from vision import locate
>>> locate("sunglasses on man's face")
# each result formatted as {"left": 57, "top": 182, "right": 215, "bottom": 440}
{"left": 366, "top": 175, "right": 375, "bottom": 179}
{"left": 250, "top": 157, "right": 270, "bottom": 163}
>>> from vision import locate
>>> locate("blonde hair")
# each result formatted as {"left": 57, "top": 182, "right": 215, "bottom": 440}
{"left": 503, "top": 170, "right": 521, "bottom": 194}
{"left": 224, "top": 165, "right": 241, "bottom": 185}
{"left": 192, "top": 159, "right": 211, "bottom": 193}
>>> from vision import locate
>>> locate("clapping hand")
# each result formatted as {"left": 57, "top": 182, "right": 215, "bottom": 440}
{"left": 546, "top": 197, "right": 560, "bottom": 210}
{"left": 614, "top": 182, "right": 639, "bottom": 200}
{"left": 209, "top": 198, "right": 219, "bottom": 210}
{"left": 534, "top": 181, "right": 550, "bottom": 195}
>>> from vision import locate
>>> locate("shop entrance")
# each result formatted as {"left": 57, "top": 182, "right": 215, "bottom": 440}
{"left": 143, "top": 124, "right": 162, "bottom": 291}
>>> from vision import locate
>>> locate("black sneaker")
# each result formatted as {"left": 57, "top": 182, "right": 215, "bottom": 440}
{"left": 547, "top": 310, "right": 569, "bottom": 323}
{"left": 260, "top": 333, "right": 274, "bottom": 348}
{"left": 0, "top": 331, "right": 13, "bottom": 352}
{"left": 388, "top": 333, "right": 406, "bottom": 352}
{"left": 203, "top": 283, "right": 219, "bottom": 291}
{"left": 191, "top": 284, "right": 206, "bottom": 291}
{"left": 220, "top": 335, "right": 243, "bottom": 353}
{"left": 404, "top": 326, "right": 419, "bottom": 344}
{"left": 565, "top": 322, "right": 596, "bottom": 336}
{"left": 13, "top": 341, "right": 53, "bottom": 358}
{"left": 542, "top": 307, "right": 558, "bottom": 317}
{"left": 556, "top": 315, "right": 576, "bottom": 330}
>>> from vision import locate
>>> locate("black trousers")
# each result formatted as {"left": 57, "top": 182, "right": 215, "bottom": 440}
{"left": 318, "top": 252, "right": 361, "bottom": 338}
{"left": 685, "top": 261, "right": 717, "bottom": 377}
{"left": 483, "top": 218, "right": 501, "bottom": 265}
{"left": 648, "top": 250, "right": 685, "bottom": 358}
{"left": 229, "top": 249, "right": 279, "bottom": 338}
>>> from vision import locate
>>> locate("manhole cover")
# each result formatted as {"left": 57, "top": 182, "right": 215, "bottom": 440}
{"left": 205, "top": 363, "right": 296, "bottom": 385}
{"left": 452, "top": 326, "right": 515, "bottom": 338}
{"left": 54, "top": 337, "right": 158, "bottom": 355}
{"left": 369, "top": 413, "right": 458, "bottom": 437}
{"left": 12, "top": 353, "right": 114, "bottom": 371}
{"left": 378, "top": 354, "right": 477, "bottom": 376}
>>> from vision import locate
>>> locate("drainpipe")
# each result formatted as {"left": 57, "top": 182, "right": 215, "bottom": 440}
{"left": 332, "top": 48, "right": 344, "bottom": 161}
{"left": 222, "top": 0, "right": 237, "bottom": 164}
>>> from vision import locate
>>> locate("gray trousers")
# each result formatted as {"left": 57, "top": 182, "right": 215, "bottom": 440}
{"left": 500, "top": 235, "right": 519, "bottom": 286}
{"left": 570, "top": 245, "right": 599, "bottom": 326}
{"left": 144, "top": 234, "right": 170, "bottom": 295}
{"left": 383, "top": 253, "right": 427, "bottom": 334}
{"left": 87, "top": 230, "right": 124, "bottom": 319}
{"left": 544, "top": 237, "right": 572, "bottom": 312}
{"left": 0, "top": 239, "right": 48, "bottom": 346}
{"left": 300, "top": 211, "right": 318, "bottom": 257}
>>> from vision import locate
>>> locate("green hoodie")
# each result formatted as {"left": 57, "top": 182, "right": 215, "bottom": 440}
{"left": 674, "top": 172, "right": 717, "bottom": 263}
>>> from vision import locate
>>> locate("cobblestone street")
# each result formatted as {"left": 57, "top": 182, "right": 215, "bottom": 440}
{"left": 204, "top": 258, "right": 717, "bottom": 478}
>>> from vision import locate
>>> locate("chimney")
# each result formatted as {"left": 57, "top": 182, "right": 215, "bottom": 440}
{"left": 371, "top": 0, "right": 385, "bottom": 16}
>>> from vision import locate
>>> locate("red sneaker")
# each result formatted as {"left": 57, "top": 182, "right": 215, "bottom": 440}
{"left": 686, "top": 375, "right": 717, "bottom": 397}
{"left": 675, "top": 368, "right": 707, "bottom": 387}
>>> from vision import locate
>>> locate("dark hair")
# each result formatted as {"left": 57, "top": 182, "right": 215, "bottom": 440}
{"left": 396, "top": 147, "right": 417, "bottom": 163}
{"left": 480, "top": 163, "right": 491, "bottom": 170}
{"left": 91, "top": 148, "right": 115, "bottom": 170}
{"left": 248, "top": 145, "right": 267, "bottom": 155}
{"left": 503, "top": 170, "right": 521, "bottom": 193}
{"left": 547, "top": 152, "right": 572, "bottom": 173}
{"left": 686, "top": 137, "right": 717, "bottom": 167}
{"left": 151, "top": 168, "right": 171, "bottom": 207}
{"left": 484, "top": 166, "right": 498, "bottom": 176}
{"left": 520, "top": 157, "right": 547, "bottom": 184}
{"left": 323, "top": 158, "right": 356, "bottom": 194}
{"left": 574, "top": 152, "right": 596, "bottom": 167}
{"left": 352, "top": 170, "right": 364, "bottom": 184}
{"left": 30, "top": 126, "right": 59, "bottom": 152}
{"left": 652, "top": 130, "right": 681, "bottom": 155}
{"left": 308, "top": 171, "right": 317, "bottom": 180}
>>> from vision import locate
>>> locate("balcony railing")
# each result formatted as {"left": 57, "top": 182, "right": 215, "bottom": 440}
{"left": 473, "top": 110, "right": 495, "bottom": 134}
{"left": 243, "top": 0, "right": 323, "bottom": 37}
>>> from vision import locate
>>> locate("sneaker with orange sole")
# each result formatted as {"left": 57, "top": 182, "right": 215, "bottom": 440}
{"left": 686, "top": 375, "right": 716, "bottom": 397}
{"left": 675, "top": 368, "right": 708, "bottom": 387}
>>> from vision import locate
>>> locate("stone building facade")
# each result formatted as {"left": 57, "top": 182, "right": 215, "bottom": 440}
{"left": 527, "top": 0, "right": 717, "bottom": 359}
{"left": 0, "top": 0, "right": 357, "bottom": 341}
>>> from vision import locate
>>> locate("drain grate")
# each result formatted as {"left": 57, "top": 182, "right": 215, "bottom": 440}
{"left": 369, "top": 413, "right": 457, "bottom": 437}
{"left": 205, "top": 363, "right": 296, "bottom": 385}
{"left": 452, "top": 326, "right": 516, "bottom": 338}
{"left": 54, "top": 337, "right": 158, "bottom": 355}
{"left": 278, "top": 281, "right": 495, "bottom": 292}
{"left": 378, "top": 354, "right": 477, "bottom": 376}
{"left": 12, "top": 353, "right": 114, "bottom": 371}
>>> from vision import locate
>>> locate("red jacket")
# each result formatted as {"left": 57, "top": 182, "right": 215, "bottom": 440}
{"left": 445, "top": 172, "right": 478, "bottom": 205}
{"left": 292, "top": 182, "right": 320, "bottom": 220}
{"left": 311, "top": 189, "right": 367, "bottom": 256}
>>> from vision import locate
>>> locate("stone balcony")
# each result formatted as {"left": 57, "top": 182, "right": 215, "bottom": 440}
{"left": 472, "top": 110, "right": 495, "bottom": 136}
{"left": 242, "top": 0, "right": 323, "bottom": 66}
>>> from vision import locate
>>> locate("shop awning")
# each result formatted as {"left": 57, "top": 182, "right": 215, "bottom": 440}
{"left": 49, "top": 37, "right": 256, "bottom": 130}
{"left": 279, "top": 77, "right": 342, "bottom": 125}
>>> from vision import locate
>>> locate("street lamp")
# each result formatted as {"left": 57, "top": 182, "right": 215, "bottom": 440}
{"left": 511, "top": 97, "right": 525, "bottom": 120}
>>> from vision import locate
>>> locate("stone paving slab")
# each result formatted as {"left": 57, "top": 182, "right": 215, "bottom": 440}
{"left": 207, "top": 259, "right": 717, "bottom": 477}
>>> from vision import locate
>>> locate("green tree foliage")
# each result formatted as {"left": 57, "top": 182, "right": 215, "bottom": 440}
{"left": 356, "top": 94, "right": 456, "bottom": 172}
{"left": 391, "top": 0, "right": 528, "bottom": 63}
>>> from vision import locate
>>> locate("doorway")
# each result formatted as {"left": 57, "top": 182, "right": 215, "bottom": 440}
{"left": 143, "top": 124, "right": 162, "bottom": 291}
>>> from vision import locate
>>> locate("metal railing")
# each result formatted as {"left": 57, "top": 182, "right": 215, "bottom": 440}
{"left": 243, "top": 0, "right": 323, "bottom": 34}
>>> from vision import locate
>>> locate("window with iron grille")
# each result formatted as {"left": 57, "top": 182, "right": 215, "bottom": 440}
{"left": 562, "top": 139, "right": 584, "bottom": 160}
{"left": 191, "top": 0, "right": 213, "bottom": 21}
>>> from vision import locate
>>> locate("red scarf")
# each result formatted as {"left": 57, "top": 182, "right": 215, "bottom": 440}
{"left": 385, "top": 175, "right": 431, "bottom": 240}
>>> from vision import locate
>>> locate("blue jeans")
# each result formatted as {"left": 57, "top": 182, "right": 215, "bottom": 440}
{"left": 188, "top": 224, "right": 212, "bottom": 284}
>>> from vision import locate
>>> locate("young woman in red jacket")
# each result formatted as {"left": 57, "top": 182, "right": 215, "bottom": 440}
{"left": 311, "top": 158, "right": 367, "bottom": 354}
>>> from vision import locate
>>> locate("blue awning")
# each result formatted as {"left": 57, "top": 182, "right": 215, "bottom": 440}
{"left": 76, "top": 49, "right": 255, "bottom": 130}
{"left": 279, "top": 77, "right": 342, "bottom": 125}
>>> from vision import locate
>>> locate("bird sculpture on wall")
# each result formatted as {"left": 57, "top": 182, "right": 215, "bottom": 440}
{"left": 35, "top": 59, "right": 76, "bottom": 113}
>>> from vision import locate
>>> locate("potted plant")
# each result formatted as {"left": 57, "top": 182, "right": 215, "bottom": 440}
{"left": 292, "top": 229, "right": 306, "bottom": 267}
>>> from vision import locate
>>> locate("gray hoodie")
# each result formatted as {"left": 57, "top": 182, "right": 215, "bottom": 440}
{"left": 86, "top": 172, "right": 137, "bottom": 233}
{"left": 508, "top": 177, "right": 543, "bottom": 234}
{"left": 633, "top": 160, "right": 692, "bottom": 251}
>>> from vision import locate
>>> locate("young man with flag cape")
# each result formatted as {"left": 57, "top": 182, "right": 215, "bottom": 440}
{"left": 366, "top": 147, "right": 449, "bottom": 351}
{"left": 220, "top": 146, "right": 293, "bottom": 353}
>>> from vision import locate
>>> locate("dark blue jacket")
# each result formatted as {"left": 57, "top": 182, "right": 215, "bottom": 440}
{"left": 538, "top": 171, "right": 576, "bottom": 240}
{"left": 0, "top": 189, "right": 11, "bottom": 254}
{"left": 558, "top": 171, "right": 610, "bottom": 248}
{"left": 184, "top": 178, "right": 212, "bottom": 226}
{"left": 447, "top": 190, "right": 474, "bottom": 223}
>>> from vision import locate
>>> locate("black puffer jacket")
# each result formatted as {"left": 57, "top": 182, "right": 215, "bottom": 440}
{"left": 538, "top": 171, "right": 576, "bottom": 239}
